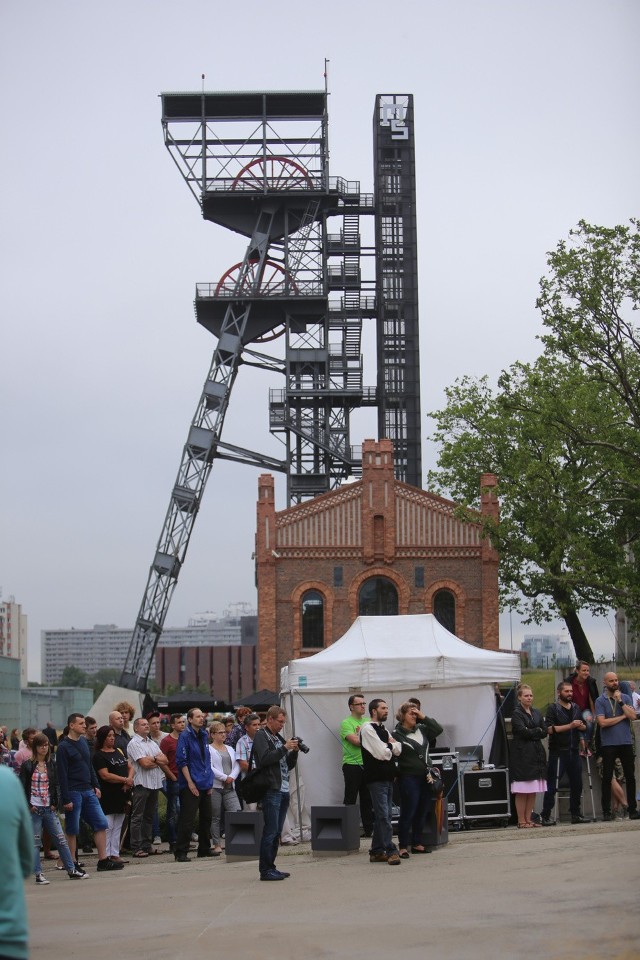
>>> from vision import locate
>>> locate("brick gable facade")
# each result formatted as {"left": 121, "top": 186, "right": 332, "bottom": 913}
{"left": 255, "top": 439, "right": 499, "bottom": 690}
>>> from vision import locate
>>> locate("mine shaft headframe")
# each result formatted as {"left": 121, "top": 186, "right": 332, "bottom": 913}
{"left": 160, "top": 90, "right": 330, "bottom": 233}
{"left": 373, "top": 93, "right": 422, "bottom": 489}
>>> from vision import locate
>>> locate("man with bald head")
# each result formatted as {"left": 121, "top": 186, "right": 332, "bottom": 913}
{"left": 595, "top": 673, "right": 639, "bottom": 822}
{"left": 109, "top": 710, "right": 130, "bottom": 754}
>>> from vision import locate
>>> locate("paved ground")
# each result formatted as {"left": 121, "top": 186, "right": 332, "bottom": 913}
{"left": 27, "top": 820, "right": 637, "bottom": 960}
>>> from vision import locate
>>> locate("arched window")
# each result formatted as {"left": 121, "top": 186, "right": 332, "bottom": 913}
{"left": 301, "top": 590, "right": 324, "bottom": 648}
{"left": 358, "top": 577, "right": 399, "bottom": 616}
{"left": 433, "top": 589, "right": 456, "bottom": 634}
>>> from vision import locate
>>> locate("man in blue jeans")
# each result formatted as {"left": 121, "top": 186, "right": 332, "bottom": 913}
{"left": 252, "top": 705, "right": 299, "bottom": 881}
{"left": 360, "top": 699, "right": 402, "bottom": 866}
{"left": 160, "top": 713, "right": 186, "bottom": 853}
{"left": 56, "top": 713, "right": 124, "bottom": 872}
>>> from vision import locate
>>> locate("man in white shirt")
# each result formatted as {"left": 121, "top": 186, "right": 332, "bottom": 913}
{"left": 126, "top": 717, "right": 171, "bottom": 857}
{"left": 360, "top": 699, "right": 402, "bottom": 866}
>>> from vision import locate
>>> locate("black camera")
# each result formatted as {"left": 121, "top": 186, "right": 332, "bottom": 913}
{"left": 292, "top": 736, "right": 310, "bottom": 754}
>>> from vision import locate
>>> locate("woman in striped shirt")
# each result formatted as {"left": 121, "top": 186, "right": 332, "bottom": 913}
{"left": 19, "top": 734, "right": 87, "bottom": 883}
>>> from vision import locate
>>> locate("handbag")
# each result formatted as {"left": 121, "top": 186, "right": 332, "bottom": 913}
{"left": 425, "top": 766, "right": 444, "bottom": 798}
{"left": 236, "top": 742, "right": 270, "bottom": 804}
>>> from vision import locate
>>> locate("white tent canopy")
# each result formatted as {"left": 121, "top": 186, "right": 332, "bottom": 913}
{"left": 282, "top": 614, "right": 521, "bottom": 693}
{"left": 280, "top": 615, "right": 521, "bottom": 823}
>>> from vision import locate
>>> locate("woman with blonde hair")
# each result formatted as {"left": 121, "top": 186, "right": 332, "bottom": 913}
{"left": 209, "top": 721, "right": 241, "bottom": 855}
{"left": 509, "top": 684, "right": 548, "bottom": 828}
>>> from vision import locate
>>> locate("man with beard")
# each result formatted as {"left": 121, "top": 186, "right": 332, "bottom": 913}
{"left": 360, "top": 699, "right": 402, "bottom": 866}
{"left": 540, "top": 681, "right": 587, "bottom": 826}
{"left": 595, "top": 673, "right": 640, "bottom": 822}
{"left": 174, "top": 708, "right": 214, "bottom": 862}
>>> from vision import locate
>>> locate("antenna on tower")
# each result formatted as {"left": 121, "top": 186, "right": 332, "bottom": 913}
{"left": 201, "top": 74, "right": 205, "bottom": 92}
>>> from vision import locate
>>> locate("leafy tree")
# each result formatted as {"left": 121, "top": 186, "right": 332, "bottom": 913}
{"left": 538, "top": 219, "right": 640, "bottom": 601}
{"left": 60, "top": 665, "right": 90, "bottom": 687}
{"left": 428, "top": 220, "right": 640, "bottom": 661}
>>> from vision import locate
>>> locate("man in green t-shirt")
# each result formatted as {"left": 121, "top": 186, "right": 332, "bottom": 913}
{"left": 340, "top": 694, "right": 373, "bottom": 837}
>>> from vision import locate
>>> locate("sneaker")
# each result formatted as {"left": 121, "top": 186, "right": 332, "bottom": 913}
{"left": 96, "top": 858, "right": 125, "bottom": 871}
{"left": 387, "top": 852, "right": 401, "bottom": 865}
{"left": 68, "top": 868, "right": 89, "bottom": 879}
{"left": 152, "top": 836, "right": 161, "bottom": 845}
{"left": 369, "top": 852, "right": 389, "bottom": 863}
{"left": 74, "top": 860, "right": 85, "bottom": 870}
{"left": 540, "top": 816, "right": 556, "bottom": 827}
{"left": 35, "top": 873, "right": 50, "bottom": 885}
{"left": 571, "top": 815, "right": 588, "bottom": 824}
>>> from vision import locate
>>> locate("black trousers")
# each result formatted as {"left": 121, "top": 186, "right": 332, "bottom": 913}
{"left": 342, "top": 763, "right": 373, "bottom": 834}
{"left": 542, "top": 751, "right": 583, "bottom": 817}
{"left": 175, "top": 787, "right": 212, "bottom": 857}
{"left": 601, "top": 744, "right": 637, "bottom": 815}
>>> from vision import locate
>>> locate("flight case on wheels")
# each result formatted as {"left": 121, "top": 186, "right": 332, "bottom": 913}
{"left": 461, "top": 767, "right": 510, "bottom": 827}
{"left": 430, "top": 752, "right": 462, "bottom": 829}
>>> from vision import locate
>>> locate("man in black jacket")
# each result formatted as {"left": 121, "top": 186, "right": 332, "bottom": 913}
{"left": 360, "top": 699, "right": 403, "bottom": 866}
{"left": 252, "top": 705, "right": 299, "bottom": 881}
{"left": 540, "top": 682, "right": 587, "bottom": 826}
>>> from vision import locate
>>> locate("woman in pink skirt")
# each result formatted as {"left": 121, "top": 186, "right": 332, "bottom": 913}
{"left": 509, "top": 684, "right": 548, "bottom": 828}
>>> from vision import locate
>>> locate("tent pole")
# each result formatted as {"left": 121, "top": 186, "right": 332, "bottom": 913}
{"left": 289, "top": 690, "right": 304, "bottom": 844}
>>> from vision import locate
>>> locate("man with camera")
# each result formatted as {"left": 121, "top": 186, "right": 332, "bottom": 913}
{"left": 360, "top": 698, "right": 403, "bottom": 866}
{"left": 252, "top": 705, "right": 299, "bottom": 881}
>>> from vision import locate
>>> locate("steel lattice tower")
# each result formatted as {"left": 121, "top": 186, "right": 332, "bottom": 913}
{"left": 120, "top": 90, "right": 420, "bottom": 691}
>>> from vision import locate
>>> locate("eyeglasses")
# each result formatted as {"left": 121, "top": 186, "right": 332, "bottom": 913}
{"left": 352, "top": 702, "right": 365, "bottom": 707}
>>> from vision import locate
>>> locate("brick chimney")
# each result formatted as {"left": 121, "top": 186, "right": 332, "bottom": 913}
{"left": 256, "top": 474, "right": 277, "bottom": 688}
{"left": 480, "top": 473, "right": 499, "bottom": 649}
{"left": 361, "top": 438, "right": 396, "bottom": 565}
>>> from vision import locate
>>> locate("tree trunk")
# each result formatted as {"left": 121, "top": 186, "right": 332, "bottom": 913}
{"left": 562, "top": 607, "right": 595, "bottom": 663}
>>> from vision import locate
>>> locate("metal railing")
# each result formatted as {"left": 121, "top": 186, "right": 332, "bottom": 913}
{"left": 196, "top": 281, "right": 325, "bottom": 299}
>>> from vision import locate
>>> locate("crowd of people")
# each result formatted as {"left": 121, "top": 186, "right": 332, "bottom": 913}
{"left": 0, "top": 661, "right": 638, "bottom": 897}
{"left": 0, "top": 701, "right": 296, "bottom": 885}
{"left": 507, "top": 665, "right": 639, "bottom": 827}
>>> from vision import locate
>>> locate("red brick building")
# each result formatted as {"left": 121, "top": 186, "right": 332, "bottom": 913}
{"left": 255, "top": 439, "right": 500, "bottom": 691}
{"left": 155, "top": 644, "right": 257, "bottom": 703}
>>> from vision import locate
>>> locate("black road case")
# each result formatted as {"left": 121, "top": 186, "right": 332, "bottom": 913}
{"left": 461, "top": 767, "right": 510, "bottom": 825}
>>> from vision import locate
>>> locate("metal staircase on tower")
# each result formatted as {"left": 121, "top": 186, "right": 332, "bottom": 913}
{"left": 120, "top": 90, "right": 422, "bottom": 692}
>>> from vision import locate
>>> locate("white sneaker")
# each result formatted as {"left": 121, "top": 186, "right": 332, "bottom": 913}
{"left": 153, "top": 836, "right": 162, "bottom": 845}
{"left": 35, "top": 873, "right": 50, "bottom": 885}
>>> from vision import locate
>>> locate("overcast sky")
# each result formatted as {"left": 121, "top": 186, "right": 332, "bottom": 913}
{"left": 1, "top": 0, "right": 638, "bottom": 680}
